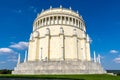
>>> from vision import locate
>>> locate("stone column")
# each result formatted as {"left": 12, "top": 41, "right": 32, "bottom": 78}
{"left": 45, "top": 28, "right": 50, "bottom": 60}
{"left": 81, "top": 32, "right": 86, "bottom": 61}
{"left": 79, "top": 21, "right": 80, "bottom": 28}
{"left": 42, "top": 19, "right": 43, "bottom": 26}
{"left": 28, "top": 41, "right": 32, "bottom": 61}
{"left": 36, "top": 22, "right": 37, "bottom": 28}
{"left": 85, "top": 34, "right": 91, "bottom": 61}
{"left": 72, "top": 18, "right": 73, "bottom": 25}
{"left": 63, "top": 16, "right": 64, "bottom": 24}
{"left": 40, "top": 48, "right": 43, "bottom": 60}
{"left": 45, "top": 18, "right": 47, "bottom": 25}
{"left": 32, "top": 31, "right": 40, "bottom": 61}
{"left": 57, "top": 16, "right": 58, "bottom": 24}
{"left": 64, "top": 16, "right": 66, "bottom": 24}
{"left": 38, "top": 20, "right": 39, "bottom": 27}
{"left": 86, "top": 42, "right": 91, "bottom": 61}
{"left": 60, "top": 16, "right": 61, "bottom": 24}
{"left": 53, "top": 16, "right": 55, "bottom": 24}
{"left": 73, "top": 29, "right": 78, "bottom": 60}
{"left": 28, "top": 34, "right": 34, "bottom": 61}
{"left": 61, "top": 16, "right": 63, "bottom": 24}
{"left": 80, "top": 23, "right": 82, "bottom": 29}
{"left": 75, "top": 19, "right": 76, "bottom": 26}
{"left": 68, "top": 17, "right": 70, "bottom": 25}
{"left": 35, "top": 37, "right": 39, "bottom": 61}
{"left": 48, "top": 17, "right": 50, "bottom": 25}
{"left": 40, "top": 20, "right": 41, "bottom": 27}
{"left": 50, "top": 17, "right": 51, "bottom": 25}
{"left": 77, "top": 19, "right": 79, "bottom": 27}
{"left": 59, "top": 27, "right": 65, "bottom": 60}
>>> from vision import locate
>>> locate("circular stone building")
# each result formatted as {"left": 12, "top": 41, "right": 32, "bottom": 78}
{"left": 12, "top": 6, "right": 106, "bottom": 74}
{"left": 28, "top": 7, "right": 90, "bottom": 61}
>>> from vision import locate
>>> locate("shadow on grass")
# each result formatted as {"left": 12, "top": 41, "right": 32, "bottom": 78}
{"left": 0, "top": 75, "right": 85, "bottom": 80}
{"left": 0, "top": 78, "right": 84, "bottom": 80}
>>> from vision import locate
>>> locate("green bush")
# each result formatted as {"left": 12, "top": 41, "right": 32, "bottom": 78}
{"left": 0, "top": 69, "right": 12, "bottom": 74}
{"left": 117, "top": 73, "right": 120, "bottom": 76}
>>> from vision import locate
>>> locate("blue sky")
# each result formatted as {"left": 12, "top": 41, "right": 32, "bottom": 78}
{"left": 0, "top": 0, "right": 120, "bottom": 70}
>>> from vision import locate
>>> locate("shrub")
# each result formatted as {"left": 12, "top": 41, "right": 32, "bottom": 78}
{"left": 0, "top": 69, "right": 12, "bottom": 74}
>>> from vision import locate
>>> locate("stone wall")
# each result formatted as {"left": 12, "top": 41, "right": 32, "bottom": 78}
{"left": 12, "top": 61, "right": 106, "bottom": 74}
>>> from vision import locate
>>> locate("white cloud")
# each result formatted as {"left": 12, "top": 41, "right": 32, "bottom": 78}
{"left": 110, "top": 50, "right": 119, "bottom": 54}
{"left": 30, "top": 6, "right": 37, "bottom": 13}
{"left": 8, "top": 55, "right": 17, "bottom": 59}
{"left": 7, "top": 59, "right": 17, "bottom": 62}
{"left": 0, "top": 61, "right": 6, "bottom": 64}
{"left": 34, "top": 9, "right": 37, "bottom": 13}
{"left": 113, "top": 57, "right": 120, "bottom": 63}
{"left": 0, "top": 48, "right": 14, "bottom": 54}
{"left": 7, "top": 53, "right": 18, "bottom": 62}
{"left": 30, "top": 6, "right": 34, "bottom": 9}
{"left": 18, "top": 9, "right": 22, "bottom": 13}
{"left": 9, "top": 41, "right": 28, "bottom": 50}
{"left": 99, "top": 55, "right": 104, "bottom": 59}
{"left": 14, "top": 9, "right": 22, "bottom": 14}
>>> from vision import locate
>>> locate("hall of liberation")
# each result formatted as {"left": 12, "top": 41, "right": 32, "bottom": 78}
{"left": 12, "top": 6, "right": 106, "bottom": 74}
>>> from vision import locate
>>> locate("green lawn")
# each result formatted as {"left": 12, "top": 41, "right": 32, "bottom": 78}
{"left": 0, "top": 74, "right": 120, "bottom": 80}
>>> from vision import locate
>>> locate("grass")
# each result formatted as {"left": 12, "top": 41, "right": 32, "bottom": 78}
{"left": 0, "top": 74, "right": 120, "bottom": 80}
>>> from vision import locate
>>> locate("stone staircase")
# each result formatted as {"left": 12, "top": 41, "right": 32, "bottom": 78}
{"left": 12, "top": 61, "right": 106, "bottom": 74}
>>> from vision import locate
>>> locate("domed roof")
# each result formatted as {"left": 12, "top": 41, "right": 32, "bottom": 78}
{"left": 36, "top": 6, "right": 82, "bottom": 19}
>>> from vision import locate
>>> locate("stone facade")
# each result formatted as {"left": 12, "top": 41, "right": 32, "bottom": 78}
{"left": 28, "top": 7, "right": 91, "bottom": 61}
{"left": 12, "top": 61, "right": 106, "bottom": 74}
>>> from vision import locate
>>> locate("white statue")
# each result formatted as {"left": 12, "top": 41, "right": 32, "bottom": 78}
{"left": 34, "top": 31, "right": 39, "bottom": 38}
{"left": 87, "top": 34, "right": 90, "bottom": 42}
{"left": 97, "top": 54, "right": 101, "bottom": 64}
{"left": 17, "top": 53, "right": 20, "bottom": 64}
{"left": 60, "top": 27, "right": 64, "bottom": 34}
{"left": 46, "top": 28, "right": 50, "bottom": 35}
{"left": 69, "top": 7, "right": 72, "bottom": 10}
{"left": 50, "top": 6, "right": 52, "bottom": 9}
{"left": 77, "top": 10, "right": 79, "bottom": 14}
{"left": 94, "top": 51, "right": 96, "bottom": 62}
{"left": 42, "top": 9, "right": 44, "bottom": 12}
{"left": 60, "top": 5, "right": 62, "bottom": 8}
{"left": 24, "top": 50, "right": 27, "bottom": 62}
{"left": 29, "top": 33, "right": 33, "bottom": 41}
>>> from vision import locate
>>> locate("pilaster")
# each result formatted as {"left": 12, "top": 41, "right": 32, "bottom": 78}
{"left": 81, "top": 32, "right": 86, "bottom": 61}
{"left": 59, "top": 27, "right": 65, "bottom": 60}
{"left": 45, "top": 28, "right": 50, "bottom": 60}
{"left": 40, "top": 48, "right": 43, "bottom": 61}
{"left": 85, "top": 42, "right": 91, "bottom": 61}
{"left": 73, "top": 29, "right": 78, "bottom": 60}
{"left": 85, "top": 34, "right": 91, "bottom": 61}
{"left": 35, "top": 37, "right": 39, "bottom": 61}
{"left": 28, "top": 35, "right": 34, "bottom": 61}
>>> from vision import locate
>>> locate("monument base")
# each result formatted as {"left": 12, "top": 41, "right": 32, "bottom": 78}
{"left": 12, "top": 61, "right": 106, "bottom": 74}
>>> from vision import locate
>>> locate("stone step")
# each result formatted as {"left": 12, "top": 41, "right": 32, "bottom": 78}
{"left": 12, "top": 61, "right": 106, "bottom": 74}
